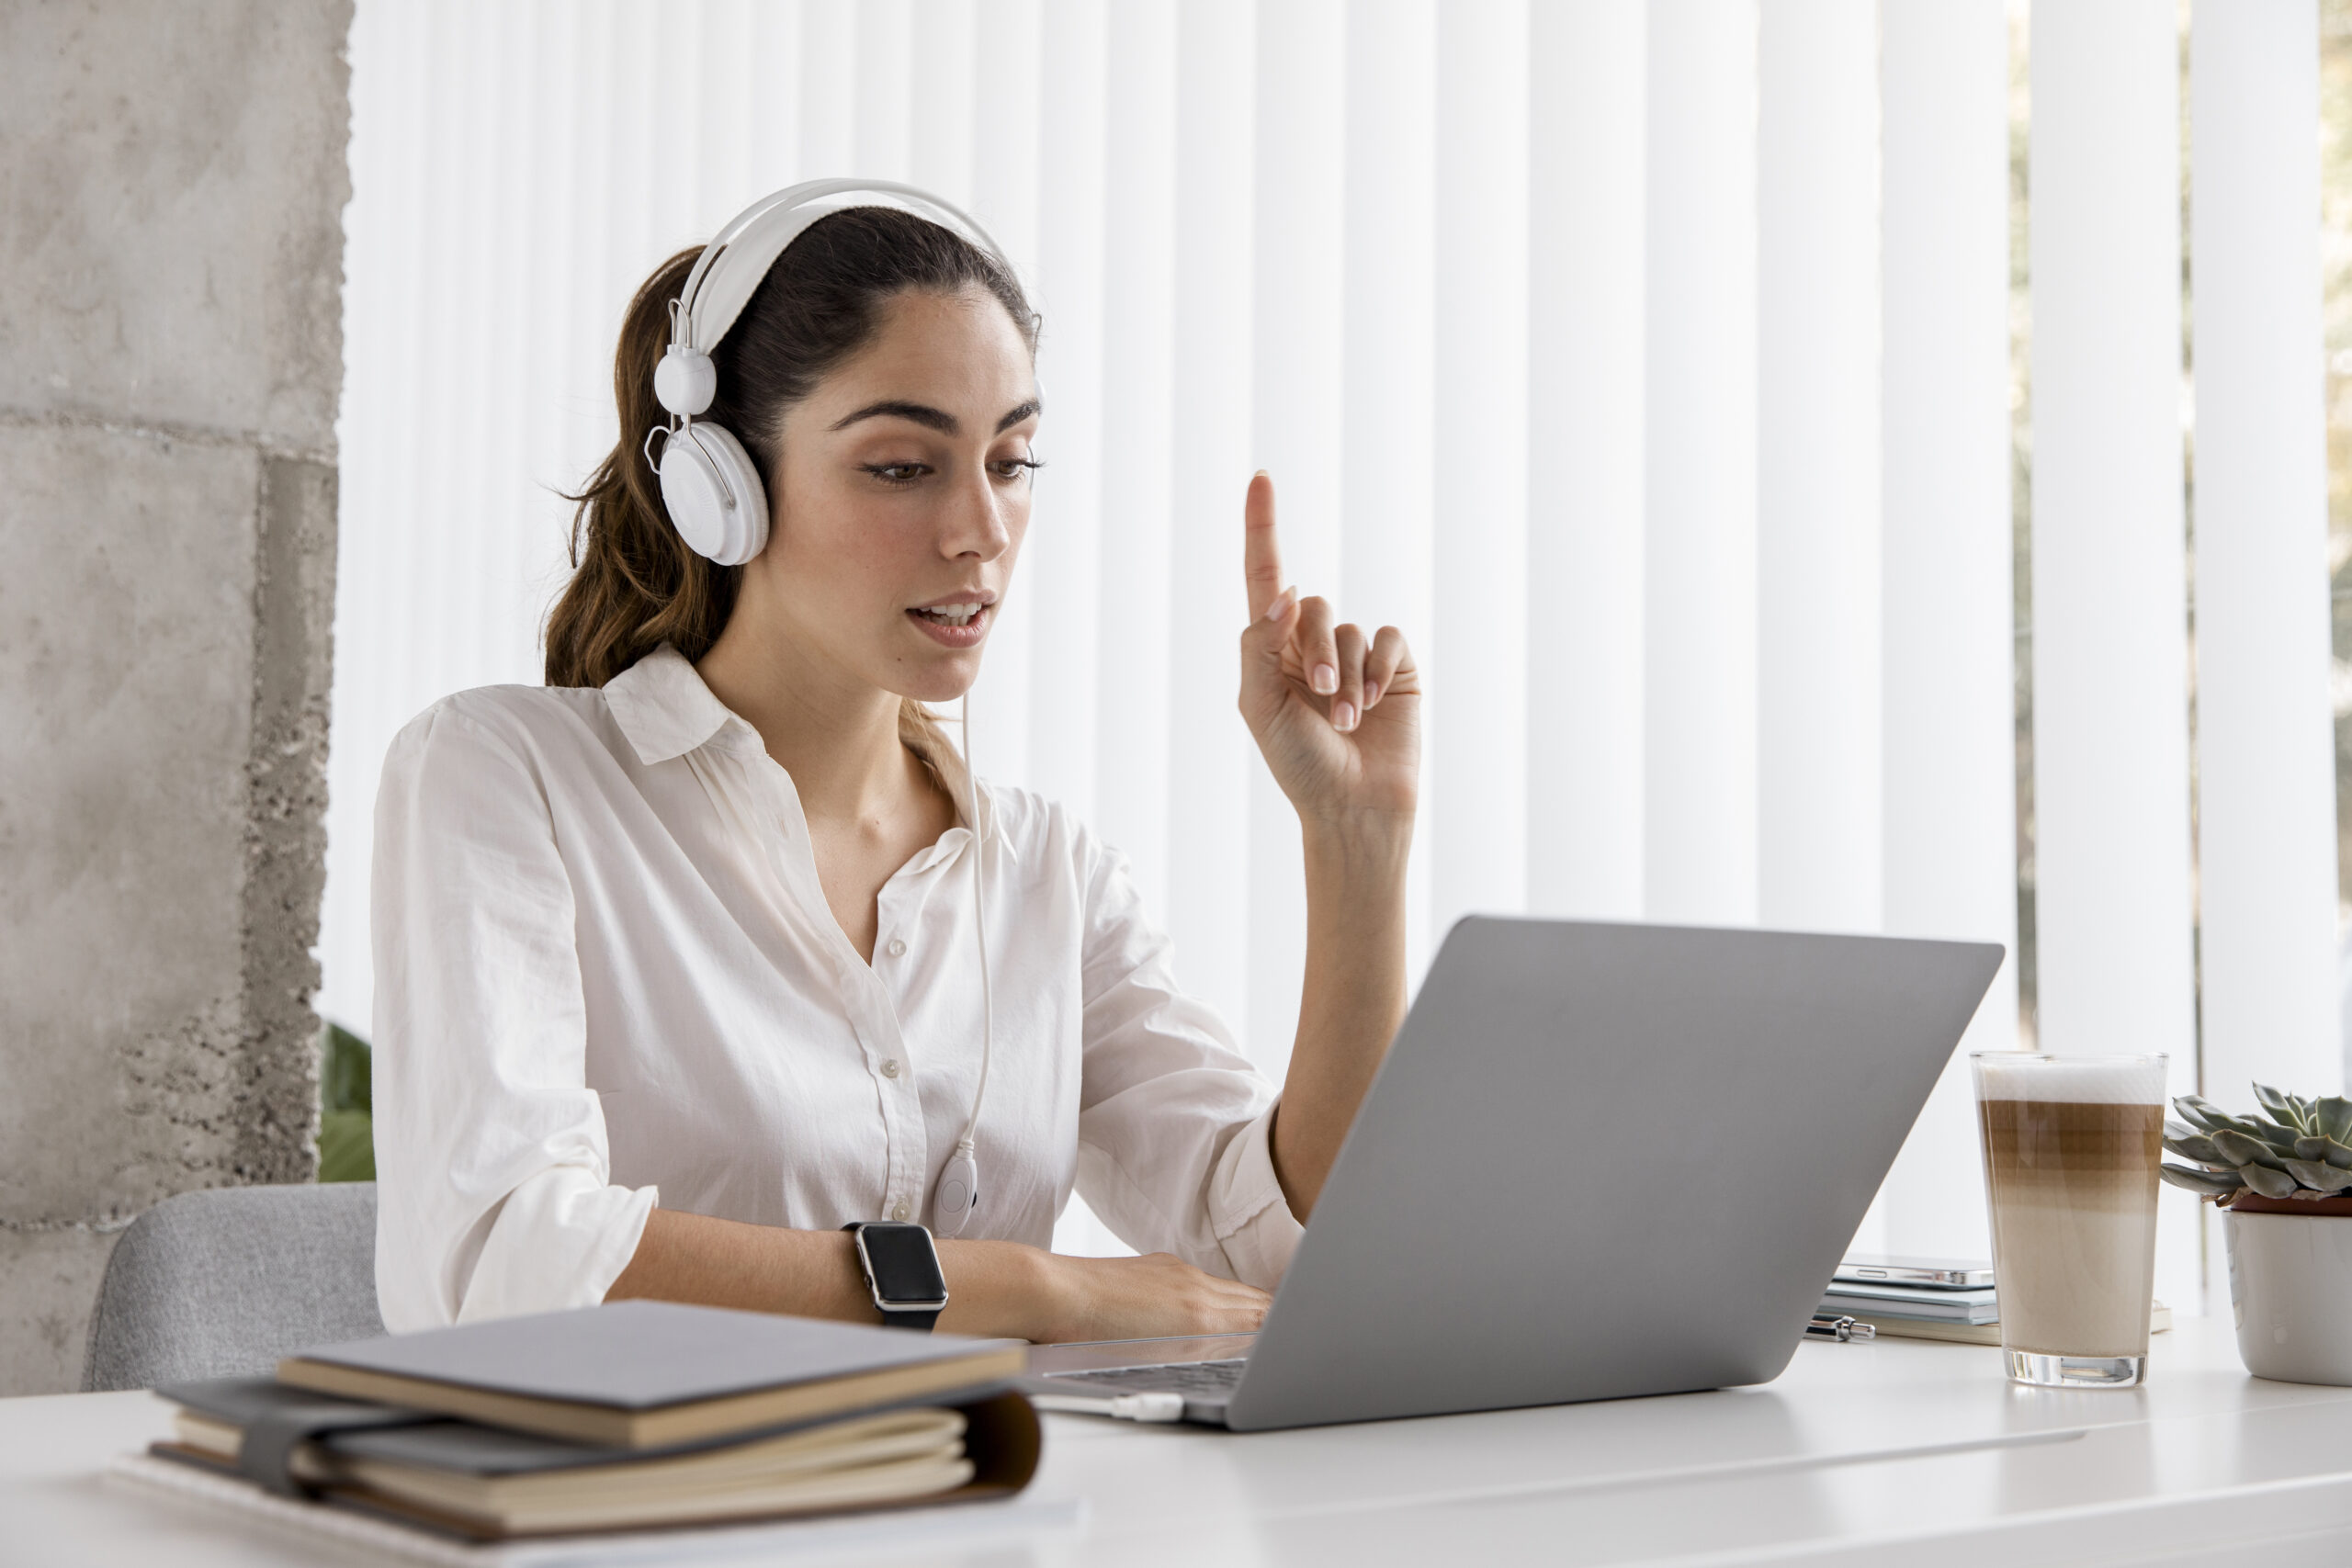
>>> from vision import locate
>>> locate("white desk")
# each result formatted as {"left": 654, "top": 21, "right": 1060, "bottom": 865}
{"left": 12, "top": 1316, "right": 2352, "bottom": 1566}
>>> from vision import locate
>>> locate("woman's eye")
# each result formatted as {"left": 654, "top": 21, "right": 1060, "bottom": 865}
{"left": 861, "top": 463, "right": 929, "bottom": 484}
{"left": 992, "top": 457, "right": 1044, "bottom": 481}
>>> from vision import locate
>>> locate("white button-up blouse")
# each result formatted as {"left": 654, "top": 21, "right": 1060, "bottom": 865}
{"left": 371, "top": 646, "right": 1302, "bottom": 1333}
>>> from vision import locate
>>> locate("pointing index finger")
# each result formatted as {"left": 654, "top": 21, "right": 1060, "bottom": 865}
{"left": 1243, "top": 471, "right": 1284, "bottom": 622}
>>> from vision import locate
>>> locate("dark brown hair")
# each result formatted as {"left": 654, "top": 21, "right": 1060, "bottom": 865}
{"left": 545, "top": 207, "right": 1040, "bottom": 728}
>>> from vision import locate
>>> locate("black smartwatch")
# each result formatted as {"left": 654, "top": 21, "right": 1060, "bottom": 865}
{"left": 842, "top": 1221, "right": 948, "bottom": 1331}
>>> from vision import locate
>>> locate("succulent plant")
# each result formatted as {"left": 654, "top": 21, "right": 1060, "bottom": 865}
{"left": 2160, "top": 1085, "right": 2352, "bottom": 1204}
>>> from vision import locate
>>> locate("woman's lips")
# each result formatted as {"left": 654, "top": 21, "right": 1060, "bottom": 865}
{"left": 907, "top": 603, "right": 990, "bottom": 648}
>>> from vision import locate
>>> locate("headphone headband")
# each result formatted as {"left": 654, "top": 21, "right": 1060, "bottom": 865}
{"left": 673, "top": 178, "right": 1017, "bottom": 359}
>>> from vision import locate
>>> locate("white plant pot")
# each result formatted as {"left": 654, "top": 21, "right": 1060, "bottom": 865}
{"left": 2223, "top": 1209, "right": 2352, "bottom": 1385}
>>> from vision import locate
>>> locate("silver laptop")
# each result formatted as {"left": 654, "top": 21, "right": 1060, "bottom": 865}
{"left": 1025, "top": 916, "right": 2003, "bottom": 1430}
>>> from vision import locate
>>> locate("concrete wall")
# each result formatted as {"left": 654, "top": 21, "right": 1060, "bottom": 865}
{"left": 0, "top": 0, "right": 350, "bottom": 1393}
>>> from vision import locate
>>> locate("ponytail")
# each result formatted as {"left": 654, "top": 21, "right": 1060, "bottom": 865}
{"left": 546, "top": 249, "right": 731, "bottom": 689}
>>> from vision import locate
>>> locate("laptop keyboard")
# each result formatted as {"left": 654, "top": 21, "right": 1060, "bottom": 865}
{"left": 1046, "top": 1359, "right": 1249, "bottom": 1397}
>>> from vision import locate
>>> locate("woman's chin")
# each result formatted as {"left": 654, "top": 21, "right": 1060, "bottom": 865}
{"left": 893, "top": 654, "right": 984, "bottom": 708}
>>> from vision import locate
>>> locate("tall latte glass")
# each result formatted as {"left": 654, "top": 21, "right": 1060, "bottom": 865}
{"left": 1971, "top": 1053, "right": 2167, "bottom": 1388}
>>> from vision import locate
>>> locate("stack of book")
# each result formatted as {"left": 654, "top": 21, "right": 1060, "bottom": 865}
{"left": 1818, "top": 1277, "right": 2002, "bottom": 1343}
{"left": 120, "top": 1300, "right": 1039, "bottom": 1546}
{"left": 1819, "top": 1257, "right": 2171, "bottom": 1345}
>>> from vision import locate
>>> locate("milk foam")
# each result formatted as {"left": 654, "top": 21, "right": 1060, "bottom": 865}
{"left": 1973, "top": 1054, "right": 2168, "bottom": 1105}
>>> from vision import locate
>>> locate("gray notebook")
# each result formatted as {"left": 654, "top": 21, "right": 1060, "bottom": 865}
{"left": 274, "top": 1301, "right": 1027, "bottom": 1448}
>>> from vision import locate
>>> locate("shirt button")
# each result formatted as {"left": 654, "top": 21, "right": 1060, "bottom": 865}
{"left": 892, "top": 1202, "right": 911, "bottom": 1223}
{"left": 887, "top": 938, "right": 908, "bottom": 958}
{"left": 880, "top": 1058, "right": 901, "bottom": 1078}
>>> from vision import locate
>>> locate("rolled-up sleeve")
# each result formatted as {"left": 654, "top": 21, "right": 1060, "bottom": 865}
{"left": 1070, "top": 836, "right": 1304, "bottom": 1291}
{"left": 371, "top": 705, "right": 656, "bottom": 1332}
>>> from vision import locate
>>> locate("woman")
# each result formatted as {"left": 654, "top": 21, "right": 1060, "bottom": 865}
{"left": 372, "top": 188, "right": 1419, "bottom": 1343}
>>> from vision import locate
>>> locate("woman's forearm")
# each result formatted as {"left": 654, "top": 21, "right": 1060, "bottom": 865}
{"left": 606, "top": 1207, "right": 1055, "bottom": 1337}
{"left": 1271, "top": 817, "right": 1412, "bottom": 1220}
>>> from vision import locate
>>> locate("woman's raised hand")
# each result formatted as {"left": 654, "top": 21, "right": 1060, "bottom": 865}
{"left": 1237, "top": 473, "right": 1420, "bottom": 829}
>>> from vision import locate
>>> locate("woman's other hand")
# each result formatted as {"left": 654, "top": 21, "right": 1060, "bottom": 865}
{"left": 1237, "top": 472, "right": 1420, "bottom": 830}
{"left": 1036, "top": 1251, "right": 1271, "bottom": 1343}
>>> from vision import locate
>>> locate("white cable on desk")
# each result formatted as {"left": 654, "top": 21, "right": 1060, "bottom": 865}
{"left": 1029, "top": 1392, "right": 1187, "bottom": 1424}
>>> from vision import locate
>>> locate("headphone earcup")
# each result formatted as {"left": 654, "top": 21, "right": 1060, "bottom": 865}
{"left": 657, "top": 422, "right": 770, "bottom": 567}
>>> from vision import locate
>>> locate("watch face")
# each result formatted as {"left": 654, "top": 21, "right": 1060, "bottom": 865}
{"left": 859, "top": 1223, "right": 948, "bottom": 1305}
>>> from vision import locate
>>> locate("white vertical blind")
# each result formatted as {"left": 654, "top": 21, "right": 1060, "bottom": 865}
{"left": 2029, "top": 0, "right": 2202, "bottom": 1309}
{"left": 1757, "top": 0, "right": 1881, "bottom": 938}
{"left": 1876, "top": 0, "right": 2017, "bottom": 1262}
{"left": 1430, "top": 0, "right": 1530, "bottom": 941}
{"left": 329, "top": 0, "right": 2344, "bottom": 1303}
{"left": 1526, "top": 4, "right": 1645, "bottom": 920}
{"left": 801, "top": 2, "right": 853, "bottom": 170}
{"left": 856, "top": 1, "right": 912, "bottom": 175}
{"left": 2189, "top": 2, "right": 2340, "bottom": 1100}
{"left": 1643, "top": 0, "right": 1759, "bottom": 926}
{"left": 1090, "top": 0, "right": 1177, "bottom": 910}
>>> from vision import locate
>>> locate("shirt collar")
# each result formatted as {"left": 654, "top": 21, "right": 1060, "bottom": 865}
{"left": 603, "top": 645, "right": 1014, "bottom": 862}
{"left": 603, "top": 644, "right": 751, "bottom": 764}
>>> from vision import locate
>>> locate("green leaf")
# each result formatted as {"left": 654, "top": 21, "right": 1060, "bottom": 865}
{"left": 2244, "top": 1162, "right": 2304, "bottom": 1200}
{"left": 2317, "top": 1097, "right": 2352, "bottom": 1144}
{"left": 2253, "top": 1120, "right": 2304, "bottom": 1151}
{"left": 2164, "top": 1134, "right": 2227, "bottom": 1166}
{"left": 2161, "top": 1164, "right": 2245, "bottom": 1198}
{"left": 2294, "top": 1095, "right": 2319, "bottom": 1128}
{"left": 2238, "top": 1122, "right": 2301, "bottom": 1156}
{"left": 2176, "top": 1097, "right": 2234, "bottom": 1134}
{"left": 317, "top": 1109, "right": 375, "bottom": 1183}
{"left": 2165, "top": 1118, "right": 2199, "bottom": 1144}
{"left": 2298, "top": 1136, "right": 2330, "bottom": 1161}
{"left": 2256, "top": 1084, "right": 2306, "bottom": 1131}
{"left": 2323, "top": 1138, "right": 2352, "bottom": 1171}
{"left": 2284, "top": 1159, "right": 2352, "bottom": 1194}
{"left": 321, "top": 1023, "right": 373, "bottom": 1117}
{"left": 2213, "top": 1129, "right": 2290, "bottom": 1170}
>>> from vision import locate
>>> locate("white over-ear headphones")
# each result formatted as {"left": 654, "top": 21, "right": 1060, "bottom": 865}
{"left": 643, "top": 178, "right": 1017, "bottom": 569}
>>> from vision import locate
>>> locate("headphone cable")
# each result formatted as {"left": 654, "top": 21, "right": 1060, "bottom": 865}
{"left": 956, "top": 694, "right": 994, "bottom": 1191}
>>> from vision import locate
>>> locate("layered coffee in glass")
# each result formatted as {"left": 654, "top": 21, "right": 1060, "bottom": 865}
{"left": 1971, "top": 1053, "right": 2167, "bottom": 1388}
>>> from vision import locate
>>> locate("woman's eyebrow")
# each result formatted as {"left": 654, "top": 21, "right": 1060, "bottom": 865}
{"left": 829, "top": 400, "right": 958, "bottom": 434}
{"left": 826, "top": 398, "right": 1043, "bottom": 435}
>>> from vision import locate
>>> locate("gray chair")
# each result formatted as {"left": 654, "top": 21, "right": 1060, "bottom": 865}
{"left": 82, "top": 1182, "right": 386, "bottom": 1392}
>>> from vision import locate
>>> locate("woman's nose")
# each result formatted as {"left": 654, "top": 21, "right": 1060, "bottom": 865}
{"left": 942, "top": 468, "right": 1012, "bottom": 559}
